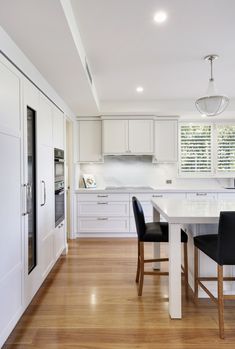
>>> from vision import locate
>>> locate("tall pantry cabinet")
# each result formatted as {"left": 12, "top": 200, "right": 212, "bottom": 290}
{"left": 0, "top": 53, "right": 66, "bottom": 347}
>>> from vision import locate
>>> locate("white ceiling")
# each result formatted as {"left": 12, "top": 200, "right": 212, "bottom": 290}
{"left": 0, "top": 0, "right": 99, "bottom": 116}
{"left": 0, "top": 0, "right": 235, "bottom": 116}
{"left": 71, "top": 0, "right": 235, "bottom": 115}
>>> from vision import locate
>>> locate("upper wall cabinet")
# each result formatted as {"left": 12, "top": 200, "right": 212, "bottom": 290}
{"left": 53, "top": 107, "right": 64, "bottom": 150}
{"left": 102, "top": 119, "right": 153, "bottom": 155}
{"left": 103, "top": 119, "right": 128, "bottom": 154}
{"left": 129, "top": 120, "right": 153, "bottom": 154}
{"left": 154, "top": 120, "right": 178, "bottom": 163}
{"left": 76, "top": 120, "right": 103, "bottom": 162}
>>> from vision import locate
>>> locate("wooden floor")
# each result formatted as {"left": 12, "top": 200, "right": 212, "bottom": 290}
{"left": 3, "top": 238, "right": 235, "bottom": 348}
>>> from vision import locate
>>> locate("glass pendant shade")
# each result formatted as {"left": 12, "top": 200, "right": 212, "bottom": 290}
{"left": 195, "top": 55, "right": 229, "bottom": 117}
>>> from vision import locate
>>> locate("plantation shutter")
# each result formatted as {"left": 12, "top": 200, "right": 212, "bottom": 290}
{"left": 217, "top": 125, "right": 235, "bottom": 172}
{"left": 180, "top": 124, "right": 212, "bottom": 174}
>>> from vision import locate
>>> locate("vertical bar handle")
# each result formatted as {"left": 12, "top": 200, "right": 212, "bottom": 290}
{"left": 41, "top": 180, "right": 46, "bottom": 206}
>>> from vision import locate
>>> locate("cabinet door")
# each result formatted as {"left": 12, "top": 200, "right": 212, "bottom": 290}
{"left": 38, "top": 95, "right": 53, "bottom": 147}
{"left": 129, "top": 120, "right": 153, "bottom": 154}
{"left": 53, "top": 107, "right": 64, "bottom": 150}
{"left": 0, "top": 58, "right": 23, "bottom": 348}
{"left": 103, "top": 120, "right": 128, "bottom": 154}
{"left": 54, "top": 221, "right": 65, "bottom": 260}
{"left": 37, "top": 145, "right": 54, "bottom": 279}
{"left": 154, "top": 120, "right": 178, "bottom": 162}
{"left": 79, "top": 120, "right": 102, "bottom": 162}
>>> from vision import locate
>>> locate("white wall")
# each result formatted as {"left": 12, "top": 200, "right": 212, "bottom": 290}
{"left": 78, "top": 156, "right": 230, "bottom": 189}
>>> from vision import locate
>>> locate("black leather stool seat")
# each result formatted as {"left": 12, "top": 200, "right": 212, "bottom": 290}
{"left": 142, "top": 222, "right": 188, "bottom": 243}
{"left": 194, "top": 234, "right": 219, "bottom": 264}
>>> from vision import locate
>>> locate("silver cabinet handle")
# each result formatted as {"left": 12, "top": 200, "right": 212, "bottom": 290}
{"left": 97, "top": 217, "right": 108, "bottom": 221}
{"left": 22, "top": 183, "right": 32, "bottom": 215}
{"left": 196, "top": 192, "right": 207, "bottom": 196}
{"left": 152, "top": 194, "right": 163, "bottom": 198}
{"left": 22, "top": 184, "right": 28, "bottom": 216}
{"left": 41, "top": 180, "right": 46, "bottom": 206}
{"left": 97, "top": 202, "right": 108, "bottom": 205}
{"left": 97, "top": 195, "right": 108, "bottom": 198}
{"left": 26, "top": 183, "right": 32, "bottom": 214}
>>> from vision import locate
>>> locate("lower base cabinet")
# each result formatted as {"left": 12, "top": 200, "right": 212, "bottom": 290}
{"left": 54, "top": 221, "right": 66, "bottom": 259}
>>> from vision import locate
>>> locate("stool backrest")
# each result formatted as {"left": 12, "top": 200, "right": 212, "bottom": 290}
{"left": 132, "top": 196, "right": 146, "bottom": 239}
{"left": 218, "top": 211, "right": 235, "bottom": 265}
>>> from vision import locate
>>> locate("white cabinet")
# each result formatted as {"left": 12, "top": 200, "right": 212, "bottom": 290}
{"left": 77, "top": 120, "right": 102, "bottom": 162}
{"left": 154, "top": 120, "right": 178, "bottom": 162}
{"left": 54, "top": 221, "right": 65, "bottom": 260}
{"left": 129, "top": 120, "right": 153, "bottom": 154}
{"left": 103, "top": 119, "right": 128, "bottom": 154}
{"left": 0, "top": 57, "right": 23, "bottom": 348}
{"left": 102, "top": 119, "right": 153, "bottom": 155}
{"left": 77, "top": 193, "right": 129, "bottom": 234}
{"left": 37, "top": 145, "right": 54, "bottom": 279}
{"left": 53, "top": 107, "right": 64, "bottom": 150}
{"left": 186, "top": 192, "right": 217, "bottom": 201}
{"left": 38, "top": 95, "right": 53, "bottom": 147}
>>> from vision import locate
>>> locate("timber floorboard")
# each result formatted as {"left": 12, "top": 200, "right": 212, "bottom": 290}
{"left": 3, "top": 238, "right": 235, "bottom": 348}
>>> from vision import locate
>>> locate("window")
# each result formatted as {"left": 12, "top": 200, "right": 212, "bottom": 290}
{"left": 179, "top": 124, "right": 212, "bottom": 175}
{"left": 217, "top": 125, "right": 235, "bottom": 172}
{"left": 179, "top": 122, "right": 235, "bottom": 177}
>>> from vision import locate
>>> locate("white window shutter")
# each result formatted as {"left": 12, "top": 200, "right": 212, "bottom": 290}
{"left": 217, "top": 124, "right": 235, "bottom": 173}
{"left": 179, "top": 124, "right": 212, "bottom": 175}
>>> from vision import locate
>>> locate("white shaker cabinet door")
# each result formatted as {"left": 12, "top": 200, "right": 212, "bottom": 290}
{"left": 38, "top": 95, "right": 53, "bottom": 148}
{"left": 37, "top": 145, "right": 54, "bottom": 279}
{"left": 154, "top": 120, "right": 178, "bottom": 162}
{"left": 129, "top": 120, "right": 153, "bottom": 154}
{"left": 0, "top": 58, "right": 23, "bottom": 348}
{"left": 102, "top": 119, "right": 128, "bottom": 154}
{"left": 78, "top": 120, "right": 102, "bottom": 162}
{"left": 53, "top": 107, "right": 64, "bottom": 150}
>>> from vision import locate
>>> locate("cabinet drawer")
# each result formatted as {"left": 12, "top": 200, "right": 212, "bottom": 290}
{"left": 77, "top": 217, "right": 129, "bottom": 233}
{"left": 77, "top": 193, "right": 129, "bottom": 202}
{"left": 78, "top": 201, "right": 129, "bottom": 217}
{"left": 186, "top": 192, "right": 217, "bottom": 201}
{"left": 151, "top": 193, "right": 186, "bottom": 199}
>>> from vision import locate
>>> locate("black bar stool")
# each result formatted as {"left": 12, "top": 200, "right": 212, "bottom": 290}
{"left": 194, "top": 211, "right": 235, "bottom": 339}
{"left": 132, "top": 196, "right": 189, "bottom": 297}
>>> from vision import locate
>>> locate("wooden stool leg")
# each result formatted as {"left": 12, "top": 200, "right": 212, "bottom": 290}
{"left": 138, "top": 241, "right": 144, "bottom": 296}
{"left": 136, "top": 240, "right": 140, "bottom": 283}
{"left": 218, "top": 265, "right": 225, "bottom": 339}
{"left": 184, "top": 243, "right": 189, "bottom": 299}
{"left": 194, "top": 246, "right": 199, "bottom": 303}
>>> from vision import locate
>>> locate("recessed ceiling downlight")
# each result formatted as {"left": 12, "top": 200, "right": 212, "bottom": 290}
{"left": 154, "top": 11, "right": 168, "bottom": 24}
{"left": 136, "top": 86, "right": 144, "bottom": 93}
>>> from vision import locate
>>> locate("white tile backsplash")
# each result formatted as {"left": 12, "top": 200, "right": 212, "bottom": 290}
{"left": 77, "top": 156, "right": 230, "bottom": 190}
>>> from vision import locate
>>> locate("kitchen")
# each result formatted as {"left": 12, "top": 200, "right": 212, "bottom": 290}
{"left": 1, "top": 0, "right": 235, "bottom": 348}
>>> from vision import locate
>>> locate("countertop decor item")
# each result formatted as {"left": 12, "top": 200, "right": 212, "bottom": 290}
{"left": 83, "top": 174, "right": 96, "bottom": 188}
{"left": 195, "top": 55, "right": 229, "bottom": 116}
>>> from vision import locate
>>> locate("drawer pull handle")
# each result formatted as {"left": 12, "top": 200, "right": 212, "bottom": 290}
{"left": 97, "top": 195, "right": 108, "bottom": 198}
{"left": 97, "top": 202, "right": 108, "bottom": 205}
{"left": 97, "top": 217, "right": 108, "bottom": 220}
{"left": 196, "top": 193, "right": 207, "bottom": 196}
{"left": 152, "top": 195, "right": 163, "bottom": 198}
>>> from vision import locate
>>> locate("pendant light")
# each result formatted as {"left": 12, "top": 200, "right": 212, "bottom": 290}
{"left": 195, "top": 55, "right": 229, "bottom": 117}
